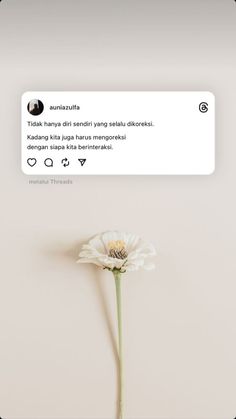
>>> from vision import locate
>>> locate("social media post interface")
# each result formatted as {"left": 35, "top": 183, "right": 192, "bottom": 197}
{"left": 21, "top": 92, "right": 215, "bottom": 175}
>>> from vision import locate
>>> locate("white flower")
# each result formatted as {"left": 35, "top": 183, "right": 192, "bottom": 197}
{"left": 77, "top": 231, "right": 156, "bottom": 272}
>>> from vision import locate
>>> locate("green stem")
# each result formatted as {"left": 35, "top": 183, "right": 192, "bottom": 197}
{"left": 113, "top": 270, "right": 124, "bottom": 419}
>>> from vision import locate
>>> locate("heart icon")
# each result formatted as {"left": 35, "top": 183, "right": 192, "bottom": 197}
{"left": 27, "top": 158, "right": 37, "bottom": 167}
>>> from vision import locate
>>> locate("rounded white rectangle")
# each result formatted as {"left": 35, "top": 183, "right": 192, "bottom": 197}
{"left": 21, "top": 91, "right": 215, "bottom": 175}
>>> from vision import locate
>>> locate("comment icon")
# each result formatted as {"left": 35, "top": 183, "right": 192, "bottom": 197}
{"left": 44, "top": 158, "right": 53, "bottom": 167}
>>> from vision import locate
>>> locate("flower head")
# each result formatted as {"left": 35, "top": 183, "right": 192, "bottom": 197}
{"left": 77, "top": 231, "right": 156, "bottom": 272}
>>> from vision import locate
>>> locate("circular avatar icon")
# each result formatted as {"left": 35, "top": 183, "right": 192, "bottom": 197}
{"left": 27, "top": 99, "right": 44, "bottom": 116}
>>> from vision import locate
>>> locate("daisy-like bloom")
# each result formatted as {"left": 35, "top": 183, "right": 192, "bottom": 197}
{"left": 77, "top": 231, "right": 156, "bottom": 273}
{"left": 77, "top": 231, "right": 156, "bottom": 419}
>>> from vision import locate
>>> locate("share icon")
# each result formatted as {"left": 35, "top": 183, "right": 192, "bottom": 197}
{"left": 78, "top": 159, "right": 86, "bottom": 166}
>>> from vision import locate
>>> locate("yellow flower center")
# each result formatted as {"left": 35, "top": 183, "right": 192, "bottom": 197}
{"left": 108, "top": 240, "right": 128, "bottom": 260}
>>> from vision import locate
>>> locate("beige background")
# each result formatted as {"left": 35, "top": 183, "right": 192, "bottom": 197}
{"left": 0, "top": 1, "right": 236, "bottom": 418}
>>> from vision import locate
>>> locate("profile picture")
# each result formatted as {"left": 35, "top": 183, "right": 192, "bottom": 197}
{"left": 27, "top": 99, "right": 44, "bottom": 116}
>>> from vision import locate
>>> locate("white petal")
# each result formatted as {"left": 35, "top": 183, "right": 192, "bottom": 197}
{"left": 142, "top": 262, "right": 156, "bottom": 270}
{"left": 125, "top": 264, "right": 139, "bottom": 272}
{"left": 124, "top": 234, "right": 140, "bottom": 252}
{"left": 89, "top": 235, "right": 107, "bottom": 254}
{"left": 77, "top": 258, "right": 104, "bottom": 267}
